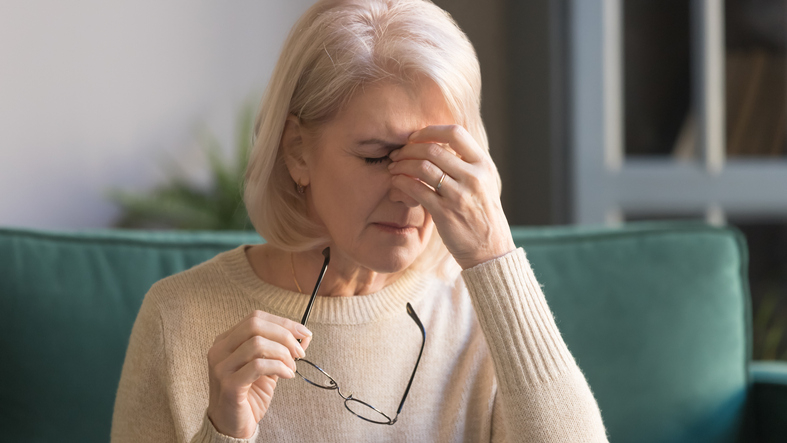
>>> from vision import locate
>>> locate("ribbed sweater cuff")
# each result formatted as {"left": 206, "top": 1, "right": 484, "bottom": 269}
{"left": 193, "top": 412, "right": 259, "bottom": 443}
{"left": 461, "top": 248, "right": 577, "bottom": 390}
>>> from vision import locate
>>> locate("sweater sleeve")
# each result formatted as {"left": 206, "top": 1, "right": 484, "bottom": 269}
{"left": 111, "top": 291, "right": 260, "bottom": 443}
{"left": 111, "top": 293, "right": 178, "bottom": 442}
{"left": 461, "top": 248, "right": 609, "bottom": 443}
{"left": 191, "top": 413, "right": 260, "bottom": 443}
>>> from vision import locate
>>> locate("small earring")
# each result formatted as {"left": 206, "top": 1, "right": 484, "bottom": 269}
{"left": 296, "top": 182, "right": 305, "bottom": 194}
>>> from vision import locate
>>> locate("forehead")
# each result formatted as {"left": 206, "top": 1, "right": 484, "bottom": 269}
{"left": 325, "top": 80, "right": 456, "bottom": 140}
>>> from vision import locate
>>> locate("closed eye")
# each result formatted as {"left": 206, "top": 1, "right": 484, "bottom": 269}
{"left": 364, "top": 155, "right": 391, "bottom": 165}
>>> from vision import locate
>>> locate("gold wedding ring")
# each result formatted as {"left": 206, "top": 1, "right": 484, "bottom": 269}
{"left": 436, "top": 172, "right": 447, "bottom": 194}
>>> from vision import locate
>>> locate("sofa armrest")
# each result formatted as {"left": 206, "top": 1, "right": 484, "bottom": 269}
{"left": 750, "top": 361, "right": 787, "bottom": 443}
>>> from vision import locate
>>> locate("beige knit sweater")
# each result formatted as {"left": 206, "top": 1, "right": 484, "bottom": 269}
{"left": 111, "top": 246, "right": 608, "bottom": 442}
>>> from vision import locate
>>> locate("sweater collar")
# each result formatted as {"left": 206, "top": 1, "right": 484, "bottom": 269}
{"left": 217, "top": 245, "right": 434, "bottom": 325}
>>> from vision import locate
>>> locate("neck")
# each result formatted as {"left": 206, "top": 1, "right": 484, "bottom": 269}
{"left": 245, "top": 244, "right": 407, "bottom": 298}
{"left": 292, "top": 247, "right": 406, "bottom": 297}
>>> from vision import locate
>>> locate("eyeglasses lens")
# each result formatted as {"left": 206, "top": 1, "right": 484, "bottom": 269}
{"left": 295, "top": 360, "right": 337, "bottom": 389}
{"left": 344, "top": 398, "right": 392, "bottom": 424}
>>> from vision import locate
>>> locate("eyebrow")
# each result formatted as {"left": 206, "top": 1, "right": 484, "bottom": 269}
{"left": 356, "top": 138, "right": 405, "bottom": 151}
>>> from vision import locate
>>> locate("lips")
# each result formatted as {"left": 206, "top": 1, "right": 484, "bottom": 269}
{"left": 372, "top": 222, "right": 420, "bottom": 235}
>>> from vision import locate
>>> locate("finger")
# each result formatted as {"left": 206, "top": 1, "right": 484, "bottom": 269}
{"left": 218, "top": 316, "right": 305, "bottom": 362}
{"left": 300, "top": 333, "right": 313, "bottom": 352}
{"left": 408, "top": 125, "right": 483, "bottom": 163}
{"left": 226, "top": 358, "right": 295, "bottom": 392}
{"left": 255, "top": 311, "right": 313, "bottom": 341}
{"left": 213, "top": 310, "right": 259, "bottom": 344}
{"left": 218, "top": 335, "right": 299, "bottom": 376}
{"left": 391, "top": 174, "right": 444, "bottom": 213}
{"left": 214, "top": 310, "right": 313, "bottom": 345}
{"left": 388, "top": 159, "right": 457, "bottom": 199}
{"left": 389, "top": 142, "right": 470, "bottom": 179}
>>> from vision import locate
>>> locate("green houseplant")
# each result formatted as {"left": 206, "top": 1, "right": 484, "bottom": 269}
{"left": 109, "top": 103, "right": 255, "bottom": 231}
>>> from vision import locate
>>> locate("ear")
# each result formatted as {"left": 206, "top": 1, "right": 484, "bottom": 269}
{"left": 281, "top": 113, "right": 310, "bottom": 187}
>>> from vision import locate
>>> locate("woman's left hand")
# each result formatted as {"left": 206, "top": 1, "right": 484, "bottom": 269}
{"left": 388, "top": 124, "right": 516, "bottom": 270}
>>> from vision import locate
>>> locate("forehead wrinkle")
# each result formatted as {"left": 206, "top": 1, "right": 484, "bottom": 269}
{"left": 356, "top": 138, "right": 406, "bottom": 152}
{"left": 335, "top": 80, "right": 454, "bottom": 146}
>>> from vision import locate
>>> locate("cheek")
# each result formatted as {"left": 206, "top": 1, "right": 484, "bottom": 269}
{"left": 422, "top": 211, "right": 435, "bottom": 237}
{"left": 311, "top": 163, "right": 390, "bottom": 228}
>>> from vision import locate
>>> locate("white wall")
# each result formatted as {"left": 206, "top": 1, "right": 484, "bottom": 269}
{"left": 0, "top": 0, "right": 314, "bottom": 229}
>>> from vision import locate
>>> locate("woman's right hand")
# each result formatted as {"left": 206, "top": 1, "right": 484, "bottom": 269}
{"left": 206, "top": 310, "right": 313, "bottom": 439}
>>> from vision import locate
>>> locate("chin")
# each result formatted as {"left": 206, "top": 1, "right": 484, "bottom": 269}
{"left": 361, "top": 245, "right": 421, "bottom": 274}
{"left": 345, "top": 223, "right": 434, "bottom": 273}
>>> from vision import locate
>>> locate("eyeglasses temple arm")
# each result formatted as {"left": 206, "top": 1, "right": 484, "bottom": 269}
{"left": 298, "top": 247, "right": 330, "bottom": 343}
{"left": 395, "top": 302, "right": 426, "bottom": 417}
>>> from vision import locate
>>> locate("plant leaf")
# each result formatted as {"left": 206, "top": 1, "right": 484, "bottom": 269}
{"left": 108, "top": 99, "right": 256, "bottom": 230}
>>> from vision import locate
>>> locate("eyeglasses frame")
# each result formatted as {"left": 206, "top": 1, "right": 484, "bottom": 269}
{"left": 294, "top": 247, "right": 426, "bottom": 425}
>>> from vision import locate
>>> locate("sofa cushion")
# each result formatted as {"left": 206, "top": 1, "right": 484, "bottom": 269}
{"left": 514, "top": 222, "right": 752, "bottom": 443}
{"left": 0, "top": 222, "right": 752, "bottom": 442}
{"left": 0, "top": 229, "right": 263, "bottom": 442}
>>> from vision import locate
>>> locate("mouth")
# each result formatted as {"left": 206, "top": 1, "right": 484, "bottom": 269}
{"left": 373, "top": 222, "right": 419, "bottom": 235}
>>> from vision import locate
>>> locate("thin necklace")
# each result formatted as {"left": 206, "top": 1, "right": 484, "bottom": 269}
{"left": 291, "top": 252, "right": 303, "bottom": 293}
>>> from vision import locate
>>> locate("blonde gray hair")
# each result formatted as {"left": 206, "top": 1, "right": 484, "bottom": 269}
{"left": 244, "top": 0, "right": 493, "bottom": 277}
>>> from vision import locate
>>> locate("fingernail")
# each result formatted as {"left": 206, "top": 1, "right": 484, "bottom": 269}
{"left": 296, "top": 324, "right": 312, "bottom": 337}
{"left": 409, "top": 130, "right": 420, "bottom": 140}
{"left": 287, "top": 367, "right": 296, "bottom": 378}
{"left": 387, "top": 161, "right": 396, "bottom": 170}
{"left": 297, "top": 343, "right": 306, "bottom": 359}
{"left": 389, "top": 149, "right": 400, "bottom": 159}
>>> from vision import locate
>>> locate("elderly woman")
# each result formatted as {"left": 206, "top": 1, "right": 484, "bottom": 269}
{"left": 111, "top": 0, "right": 608, "bottom": 441}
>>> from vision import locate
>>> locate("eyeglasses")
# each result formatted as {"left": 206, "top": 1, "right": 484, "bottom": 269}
{"left": 295, "top": 247, "right": 426, "bottom": 425}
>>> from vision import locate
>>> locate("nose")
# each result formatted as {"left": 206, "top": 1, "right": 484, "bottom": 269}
{"left": 388, "top": 178, "right": 421, "bottom": 207}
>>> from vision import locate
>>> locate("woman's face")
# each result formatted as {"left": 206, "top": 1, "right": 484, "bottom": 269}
{"left": 297, "top": 80, "right": 455, "bottom": 273}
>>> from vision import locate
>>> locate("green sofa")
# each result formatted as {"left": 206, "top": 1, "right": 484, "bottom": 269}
{"left": 1, "top": 222, "right": 786, "bottom": 442}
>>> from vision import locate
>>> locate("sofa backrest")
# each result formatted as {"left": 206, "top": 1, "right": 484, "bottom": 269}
{"left": 514, "top": 223, "right": 753, "bottom": 443}
{"left": 0, "top": 229, "right": 263, "bottom": 442}
{"left": 0, "top": 223, "right": 752, "bottom": 442}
